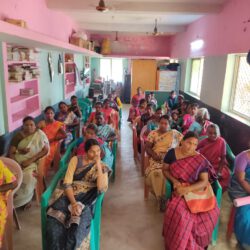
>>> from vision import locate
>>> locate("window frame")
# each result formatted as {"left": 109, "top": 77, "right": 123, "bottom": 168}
{"left": 188, "top": 57, "right": 204, "bottom": 98}
{"left": 100, "top": 58, "right": 123, "bottom": 82}
{"left": 229, "top": 54, "right": 250, "bottom": 121}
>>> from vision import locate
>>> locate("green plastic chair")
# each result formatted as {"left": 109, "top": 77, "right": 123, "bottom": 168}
{"left": 41, "top": 138, "right": 114, "bottom": 250}
{"left": 111, "top": 140, "right": 118, "bottom": 181}
{"left": 78, "top": 99, "right": 92, "bottom": 123}
{"left": 118, "top": 109, "right": 122, "bottom": 130}
{"left": 165, "top": 179, "right": 222, "bottom": 246}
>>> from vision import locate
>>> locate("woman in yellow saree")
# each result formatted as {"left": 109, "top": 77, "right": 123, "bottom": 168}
{"left": 8, "top": 116, "right": 49, "bottom": 207}
{"left": 145, "top": 115, "right": 183, "bottom": 210}
{"left": 38, "top": 106, "right": 67, "bottom": 177}
{"left": 0, "top": 160, "right": 17, "bottom": 248}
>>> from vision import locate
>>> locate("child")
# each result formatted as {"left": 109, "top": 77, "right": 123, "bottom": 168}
{"left": 138, "top": 98, "right": 147, "bottom": 115}
{"left": 69, "top": 95, "right": 82, "bottom": 118}
{"left": 128, "top": 102, "right": 140, "bottom": 123}
{"left": 0, "top": 160, "right": 17, "bottom": 248}
{"left": 167, "top": 90, "right": 178, "bottom": 110}
{"left": 111, "top": 90, "right": 123, "bottom": 109}
{"left": 182, "top": 103, "right": 199, "bottom": 134}
{"left": 87, "top": 101, "right": 104, "bottom": 124}
{"left": 147, "top": 92, "right": 158, "bottom": 109}
{"left": 76, "top": 123, "right": 105, "bottom": 157}
{"left": 170, "top": 111, "right": 182, "bottom": 132}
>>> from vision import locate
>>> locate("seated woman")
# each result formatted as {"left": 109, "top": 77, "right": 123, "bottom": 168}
{"left": 131, "top": 87, "right": 145, "bottom": 107}
{"left": 76, "top": 123, "right": 104, "bottom": 157}
{"left": 197, "top": 124, "right": 231, "bottom": 192}
{"left": 162, "top": 132, "right": 219, "bottom": 250}
{"left": 38, "top": 106, "right": 67, "bottom": 177}
{"left": 188, "top": 108, "right": 211, "bottom": 137}
{"left": 146, "top": 107, "right": 163, "bottom": 133}
{"left": 87, "top": 101, "right": 104, "bottom": 125}
{"left": 107, "top": 93, "right": 119, "bottom": 112}
{"left": 111, "top": 90, "right": 123, "bottom": 110}
{"left": 145, "top": 115, "right": 182, "bottom": 210}
{"left": 56, "top": 101, "right": 80, "bottom": 147}
{"left": 0, "top": 160, "right": 17, "bottom": 248}
{"left": 182, "top": 103, "right": 199, "bottom": 134}
{"left": 95, "top": 112, "right": 117, "bottom": 142}
{"left": 101, "top": 99, "right": 115, "bottom": 125}
{"left": 69, "top": 95, "right": 82, "bottom": 118}
{"left": 127, "top": 101, "right": 140, "bottom": 123}
{"left": 228, "top": 149, "right": 250, "bottom": 249}
{"left": 46, "top": 139, "right": 111, "bottom": 250}
{"left": 167, "top": 90, "right": 178, "bottom": 110}
{"left": 8, "top": 116, "right": 49, "bottom": 207}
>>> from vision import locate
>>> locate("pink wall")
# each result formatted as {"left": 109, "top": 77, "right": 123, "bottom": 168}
{"left": 171, "top": 0, "right": 250, "bottom": 58}
{"left": 91, "top": 33, "right": 171, "bottom": 57}
{"left": 0, "top": 0, "right": 78, "bottom": 42}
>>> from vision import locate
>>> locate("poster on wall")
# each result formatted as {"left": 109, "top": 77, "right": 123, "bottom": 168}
{"left": 158, "top": 70, "right": 178, "bottom": 92}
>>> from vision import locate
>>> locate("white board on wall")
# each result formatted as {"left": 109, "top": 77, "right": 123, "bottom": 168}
{"left": 158, "top": 70, "right": 178, "bottom": 92}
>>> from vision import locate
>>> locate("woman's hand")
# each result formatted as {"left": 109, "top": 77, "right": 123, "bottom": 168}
{"left": 152, "top": 153, "right": 161, "bottom": 162}
{"left": 21, "top": 158, "right": 34, "bottom": 168}
{"left": 19, "top": 147, "right": 30, "bottom": 154}
{"left": 173, "top": 180, "right": 181, "bottom": 190}
{"left": 71, "top": 203, "right": 83, "bottom": 216}
{"left": 174, "top": 185, "right": 189, "bottom": 197}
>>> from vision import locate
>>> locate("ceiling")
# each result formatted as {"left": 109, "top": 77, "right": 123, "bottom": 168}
{"left": 47, "top": 0, "right": 228, "bottom": 35}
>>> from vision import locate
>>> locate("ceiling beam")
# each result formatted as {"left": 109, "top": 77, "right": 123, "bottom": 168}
{"left": 79, "top": 22, "right": 186, "bottom": 33}
{"left": 47, "top": 0, "right": 223, "bottom": 14}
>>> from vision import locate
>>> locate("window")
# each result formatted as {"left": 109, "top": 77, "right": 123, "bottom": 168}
{"left": 230, "top": 55, "right": 250, "bottom": 119}
{"left": 189, "top": 58, "right": 204, "bottom": 97}
{"left": 100, "top": 58, "right": 123, "bottom": 82}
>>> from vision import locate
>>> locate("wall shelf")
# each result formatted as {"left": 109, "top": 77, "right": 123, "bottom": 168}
{"left": 1, "top": 43, "right": 41, "bottom": 131}
{"left": 0, "top": 20, "right": 102, "bottom": 57}
{"left": 10, "top": 93, "right": 39, "bottom": 104}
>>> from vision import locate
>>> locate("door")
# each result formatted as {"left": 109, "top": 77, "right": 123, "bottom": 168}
{"left": 131, "top": 59, "right": 157, "bottom": 97}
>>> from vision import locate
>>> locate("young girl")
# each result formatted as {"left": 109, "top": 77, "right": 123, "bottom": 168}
{"left": 0, "top": 160, "right": 17, "bottom": 248}
{"left": 182, "top": 103, "right": 199, "bottom": 134}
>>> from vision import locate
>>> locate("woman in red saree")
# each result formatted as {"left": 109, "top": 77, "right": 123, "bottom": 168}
{"left": 38, "top": 106, "right": 67, "bottom": 177}
{"left": 162, "top": 132, "right": 219, "bottom": 250}
{"left": 197, "top": 123, "right": 230, "bottom": 192}
{"left": 131, "top": 87, "right": 145, "bottom": 107}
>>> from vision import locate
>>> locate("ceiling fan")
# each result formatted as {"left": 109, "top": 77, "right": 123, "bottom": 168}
{"left": 152, "top": 19, "right": 161, "bottom": 36}
{"left": 96, "top": 0, "right": 109, "bottom": 12}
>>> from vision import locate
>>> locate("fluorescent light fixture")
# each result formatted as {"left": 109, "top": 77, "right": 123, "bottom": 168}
{"left": 190, "top": 39, "right": 204, "bottom": 51}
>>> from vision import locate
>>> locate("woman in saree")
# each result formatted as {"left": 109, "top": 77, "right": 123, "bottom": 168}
{"left": 131, "top": 87, "right": 145, "bottom": 107}
{"left": 46, "top": 139, "right": 111, "bottom": 250}
{"left": 188, "top": 108, "right": 211, "bottom": 138}
{"left": 162, "top": 132, "right": 220, "bottom": 250}
{"left": 197, "top": 123, "right": 231, "bottom": 192}
{"left": 101, "top": 99, "right": 115, "bottom": 125}
{"left": 182, "top": 103, "right": 199, "bottom": 134}
{"left": 38, "top": 106, "right": 67, "bottom": 177}
{"left": 145, "top": 115, "right": 182, "bottom": 211}
{"left": 228, "top": 149, "right": 250, "bottom": 249}
{"left": 56, "top": 101, "right": 80, "bottom": 148}
{"left": 8, "top": 116, "right": 49, "bottom": 207}
{"left": 0, "top": 160, "right": 17, "bottom": 248}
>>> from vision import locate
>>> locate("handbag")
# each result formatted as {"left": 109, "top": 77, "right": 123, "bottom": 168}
{"left": 184, "top": 183, "right": 216, "bottom": 213}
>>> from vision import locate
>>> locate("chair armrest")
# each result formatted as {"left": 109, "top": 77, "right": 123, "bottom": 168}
{"left": 165, "top": 179, "right": 172, "bottom": 200}
{"left": 212, "top": 180, "right": 222, "bottom": 208}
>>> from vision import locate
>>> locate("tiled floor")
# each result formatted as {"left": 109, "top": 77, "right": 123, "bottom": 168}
{"left": 13, "top": 105, "right": 239, "bottom": 250}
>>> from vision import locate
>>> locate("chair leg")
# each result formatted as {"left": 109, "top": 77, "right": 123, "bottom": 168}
{"left": 227, "top": 206, "right": 236, "bottom": 240}
{"left": 13, "top": 208, "right": 21, "bottom": 230}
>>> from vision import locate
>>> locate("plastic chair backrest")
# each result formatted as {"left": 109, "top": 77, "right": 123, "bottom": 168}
{"left": 111, "top": 140, "right": 117, "bottom": 181}
{"left": 0, "top": 157, "right": 23, "bottom": 194}
{"left": 226, "top": 143, "right": 235, "bottom": 173}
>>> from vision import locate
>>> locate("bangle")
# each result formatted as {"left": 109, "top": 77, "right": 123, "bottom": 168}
{"left": 72, "top": 202, "right": 78, "bottom": 207}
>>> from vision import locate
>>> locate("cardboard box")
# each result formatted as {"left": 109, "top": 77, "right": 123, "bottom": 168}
{"left": 5, "top": 18, "right": 27, "bottom": 28}
{"left": 69, "top": 37, "right": 84, "bottom": 47}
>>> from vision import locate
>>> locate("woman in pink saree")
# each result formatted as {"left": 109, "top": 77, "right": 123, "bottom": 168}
{"left": 197, "top": 123, "right": 231, "bottom": 192}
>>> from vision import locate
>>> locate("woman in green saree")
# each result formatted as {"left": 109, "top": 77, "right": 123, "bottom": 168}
{"left": 8, "top": 116, "right": 49, "bottom": 207}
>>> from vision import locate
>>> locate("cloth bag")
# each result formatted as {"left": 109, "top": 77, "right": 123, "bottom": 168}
{"left": 184, "top": 183, "right": 216, "bottom": 213}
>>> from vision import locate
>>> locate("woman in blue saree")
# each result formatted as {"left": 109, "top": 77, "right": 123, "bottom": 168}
{"left": 228, "top": 149, "right": 250, "bottom": 249}
{"left": 46, "top": 139, "right": 111, "bottom": 250}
